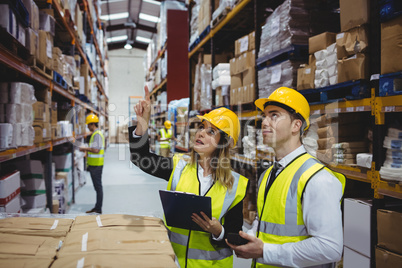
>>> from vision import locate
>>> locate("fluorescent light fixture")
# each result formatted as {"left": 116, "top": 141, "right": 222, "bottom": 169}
{"left": 124, "top": 43, "right": 133, "bottom": 49}
{"left": 106, "top": 35, "right": 128, "bottom": 43}
{"left": 143, "top": 0, "right": 161, "bottom": 5}
{"left": 139, "top": 13, "right": 160, "bottom": 23}
{"left": 100, "top": 12, "right": 129, "bottom": 21}
{"left": 136, "top": 36, "right": 152, "bottom": 43}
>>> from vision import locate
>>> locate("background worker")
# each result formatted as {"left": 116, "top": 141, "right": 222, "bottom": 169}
{"left": 157, "top": 120, "right": 173, "bottom": 157}
{"left": 79, "top": 114, "right": 105, "bottom": 214}
{"left": 227, "top": 87, "right": 346, "bottom": 267}
{"left": 129, "top": 85, "right": 249, "bottom": 267}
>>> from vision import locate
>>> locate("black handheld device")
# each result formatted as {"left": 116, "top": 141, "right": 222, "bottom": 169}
{"left": 227, "top": 233, "right": 249, "bottom": 245}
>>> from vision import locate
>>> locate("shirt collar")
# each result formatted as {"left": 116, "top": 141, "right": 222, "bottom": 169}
{"left": 275, "top": 145, "right": 306, "bottom": 169}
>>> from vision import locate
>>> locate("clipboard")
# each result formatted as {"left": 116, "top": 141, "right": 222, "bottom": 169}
{"left": 159, "top": 190, "right": 212, "bottom": 232}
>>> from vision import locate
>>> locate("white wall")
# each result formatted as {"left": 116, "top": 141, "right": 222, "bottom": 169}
{"left": 107, "top": 48, "right": 146, "bottom": 137}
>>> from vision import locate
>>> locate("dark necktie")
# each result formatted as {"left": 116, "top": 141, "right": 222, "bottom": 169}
{"left": 264, "top": 162, "right": 281, "bottom": 199}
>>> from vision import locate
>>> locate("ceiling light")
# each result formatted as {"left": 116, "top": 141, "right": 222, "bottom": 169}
{"left": 136, "top": 36, "right": 151, "bottom": 43}
{"left": 139, "top": 13, "right": 160, "bottom": 23}
{"left": 106, "top": 35, "right": 128, "bottom": 43}
{"left": 124, "top": 43, "right": 133, "bottom": 49}
{"left": 143, "top": 0, "right": 161, "bottom": 5}
{"left": 100, "top": 12, "right": 129, "bottom": 21}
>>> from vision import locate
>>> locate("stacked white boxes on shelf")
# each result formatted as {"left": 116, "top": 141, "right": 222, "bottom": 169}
{"left": 0, "top": 82, "right": 36, "bottom": 150}
{"left": 0, "top": 171, "right": 21, "bottom": 213}
{"left": 379, "top": 128, "right": 402, "bottom": 182}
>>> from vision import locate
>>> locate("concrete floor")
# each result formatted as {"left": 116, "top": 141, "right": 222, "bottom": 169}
{"left": 69, "top": 144, "right": 252, "bottom": 268}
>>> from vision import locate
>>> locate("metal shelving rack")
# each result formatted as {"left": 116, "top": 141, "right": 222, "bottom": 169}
{"left": 0, "top": 0, "right": 108, "bottom": 212}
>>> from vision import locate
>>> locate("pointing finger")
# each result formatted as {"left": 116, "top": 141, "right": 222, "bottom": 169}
{"left": 144, "top": 85, "right": 150, "bottom": 101}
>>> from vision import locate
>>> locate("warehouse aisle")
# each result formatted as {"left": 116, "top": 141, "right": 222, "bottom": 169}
{"left": 69, "top": 144, "right": 252, "bottom": 267}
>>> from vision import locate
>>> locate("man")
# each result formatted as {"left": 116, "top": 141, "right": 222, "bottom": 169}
{"left": 80, "top": 114, "right": 105, "bottom": 214}
{"left": 227, "top": 87, "right": 346, "bottom": 267}
{"left": 158, "top": 120, "right": 172, "bottom": 157}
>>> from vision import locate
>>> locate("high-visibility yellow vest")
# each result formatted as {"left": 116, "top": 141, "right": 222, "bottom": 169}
{"left": 254, "top": 153, "right": 345, "bottom": 268}
{"left": 166, "top": 154, "right": 248, "bottom": 268}
{"left": 160, "top": 128, "right": 172, "bottom": 149}
{"left": 87, "top": 130, "right": 105, "bottom": 166}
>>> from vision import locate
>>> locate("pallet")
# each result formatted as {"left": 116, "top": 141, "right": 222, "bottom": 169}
{"left": 30, "top": 57, "right": 53, "bottom": 80}
{"left": 188, "top": 26, "right": 211, "bottom": 52}
{"left": 379, "top": 71, "right": 402, "bottom": 96}
{"left": 300, "top": 80, "right": 370, "bottom": 105}
{"left": 53, "top": 71, "right": 68, "bottom": 89}
{"left": 211, "top": 5, "right": 231, "bottom": 29}
{"left": 380, "top": 0, "right": 402, "bottom": 22}
{"left": 257, "top": 45, "right": 309, "bottom": 70}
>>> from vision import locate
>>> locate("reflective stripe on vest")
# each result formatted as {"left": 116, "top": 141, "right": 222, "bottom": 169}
{"left": 255, "top": 153, "right": 345, "bottom": 268}
{"left": 87, "top": 130, "right": 105, "bottom": 166}
{"left": 165, "top": 154, "right": 248, "bottom": 267}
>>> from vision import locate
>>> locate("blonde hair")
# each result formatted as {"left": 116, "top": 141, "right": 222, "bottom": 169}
{"left": 189, "top": 132, "right": 234, "bottom": 190}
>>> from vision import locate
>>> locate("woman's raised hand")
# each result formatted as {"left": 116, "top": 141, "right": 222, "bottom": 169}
{"left": 134, "top": 85, "right": 151, "bottom": 136}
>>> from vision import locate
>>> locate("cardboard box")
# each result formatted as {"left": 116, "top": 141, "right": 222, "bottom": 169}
{"left": 235, "top": 34, "right": 249, "bottom": 56}
{"left": 231, "top": 87, "right": 237, "bottom": 105}
{"left": 344, "top": 198, "right": 372, "bottom": 257}
{"left": 338, "top": 54, "right": 369, "bottom": 83}
{"left": 0, "top": 171, "right": 20, "bottom": 203}
{"left": 58, "top": 229, "right": 174, "bottom": 257}
{"left": 52, "top": 254, "right": 177, "bottom": 268}
{"left": 0, "top": 193, "right": 21, "bottom": 213}
{"left": 377, "top": 209, "right": 402, "bottom": 255}
{"left": 376, "top": 247, "right": 402, "bottom": 268}
{"left": 38, "top": 30, "right": 53, "bottom": 69}
{"left": 32, "top": 101, "right": 45, "bottom": 121}
{"left": 34, "top": 89, "right": 51, "bottom": 104}
{"left": 297, "top": 65, "right": 316, "bottom": 90}
{"left": 381, "top": 16, "right": 402, "bottom": 75}
{"left": 71, "top": 214, "right": 164, "bottom": 230}
{"left": 33, "top": 122, "right": 51, "bottom": 142}
{"left": 242, "top": 67, "right": 255, "bottom": 86}
{"left": 0, "top": 233, "right": 61, "bottom": 257}
{"left": 231, "top": 74, "right": 242, "bottom": 89}
{"left": 22, "top": 0, "right": 39, "bottom": 32}
{"left": 309, "top": 32, "right": 337, "bottom": 54}
{"left": 0, "top": 217, "right": 73, "bottom": 237}
{"left": 344, "top": 246, "right": 370, "bottom": 268}
{"left": 53, "top": 153, "right": 72, "bottom": 172}
{"left": 203, "top": 54, "right": 231, "bottom": 65}
{"left": 236, "top": 51, "right": 255, "bottom": 74}
{"left": 336, "top": 26, "right": 369, "bottom": 59}
{"left": 309, "top": 54, "right": 316, "bottom": 66}
{"left": 340, "top": 0, "right": 370, "bottom": 32}
{"left": 25, "top": 28, "right": 39, "bottom": 58}
{"left": 243, "top": 83, "right": 255, "bottom": 103}
{"left": 21, "top": 194, "right": 46, "bottom": 209}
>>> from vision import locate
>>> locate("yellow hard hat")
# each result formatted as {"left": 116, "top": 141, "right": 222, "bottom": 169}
{"left": 164, "top": 120, "right": 172, "bottom": 129}
{"left": 197, "top": 107, "right": 240, "bottom": 147}
{"left": 255, "top": 87, "right": 310, "bottom": 131}
{"left": 86, "top": 114, "right": 99, "bottom": 125}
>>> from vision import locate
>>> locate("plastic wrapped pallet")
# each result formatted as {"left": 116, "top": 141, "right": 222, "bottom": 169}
{"left": 159, "top": 1, "right": 186, "bottom": 48}
{"left": 39, "top": 12, "right": 55, "bottom": 36}
{"left": 189, "top": 3, "right": 200, "bottom": 46}
{"left": 0, "top": 4, "right": 17, "bottom": 38}
{"left": 258, "top": 60, "right": 301, "bottom": 98}
{"left": 258, "top": 0, "right": 311, "bottom": 59}
{"left": 314, "top": 43, "right": 337, "bottom": 88}
{"left": 200, "top": 64, "right": 212, "bottom": 110}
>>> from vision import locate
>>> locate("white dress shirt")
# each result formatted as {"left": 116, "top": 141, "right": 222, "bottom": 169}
{"left": 133, "top": 129, "right": 225, "bottom": 241}
{"left": 249, "top": 145, "right": 343, "bottom": 267}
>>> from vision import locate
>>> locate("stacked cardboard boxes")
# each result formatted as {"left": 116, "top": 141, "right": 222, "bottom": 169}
{"left": 0, "top": 82, "right": 36, "bottom": 149}
{"left": 13, "top": 160, "right": 46, "bottom": 211}
{"left": 381, "top": 16, "right": 402, "bottom": 75}
{"left": 230, "top": 32, "right": 255, "bottom": 104}
{"left": 337, "top": 0, "right": 370, "bottom": 83}
{"left": 54, "top": 153, "right": 73, "bottom": 209}
{"left": 379, "top": 128, "right": 402, "bottom": 181}
{"left": 376, "top": 209, "right": 402, "bottom": 267}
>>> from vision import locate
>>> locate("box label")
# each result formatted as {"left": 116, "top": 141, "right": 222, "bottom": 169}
{"left": 271, "top": 65, "right": 282, "bottom": 84}
{"left": 239, "top": 36, "right": 249, "bottom": 54}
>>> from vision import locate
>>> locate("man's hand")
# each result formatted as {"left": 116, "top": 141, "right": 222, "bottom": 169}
{"left": 192, "top": 211, "right": 223, "bottom": 237}
{"left": 134, "top": 85, "right": 151, "bottom": 136}
{"left": 226, "top": 231, "right": 264, "bottom": 259}
{"left": 79, "top": 146, "right": 87, "bottom": 152}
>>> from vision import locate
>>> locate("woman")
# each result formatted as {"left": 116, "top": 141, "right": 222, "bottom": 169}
{"left": 129, "top": 86, "right": 249, "bottom": 267}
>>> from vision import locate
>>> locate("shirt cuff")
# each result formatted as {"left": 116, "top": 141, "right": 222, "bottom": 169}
{"left": 132, "top": 128, "right": 142, "bottom": 138}
{"left": 262, "top": 242, "right": 279, "bottom": 265}
{"left": 212, "top": 227, "right": 225, "bottom": 241}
